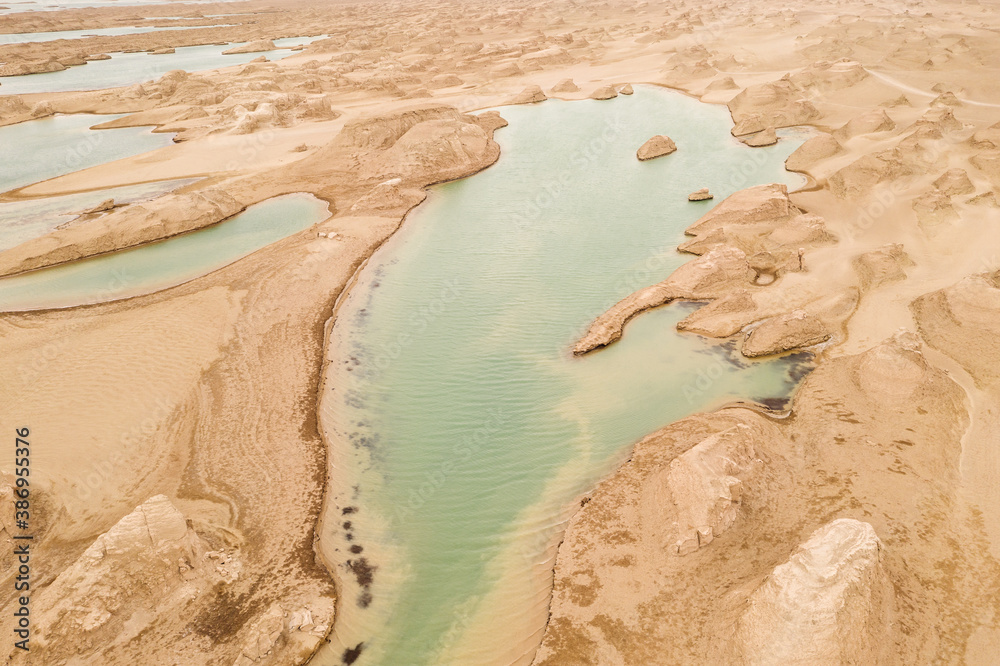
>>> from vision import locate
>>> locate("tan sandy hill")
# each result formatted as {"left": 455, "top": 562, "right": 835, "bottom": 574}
{"left": 1, "top": 0, "right": 1000, "bottom": 664}
{"left": 0, "top": 189, "right": 243, "bottom": 278}
{"left": 1, "top": 90, "right": 505, "bottom": 665}
{"left": 537, "top": 333, "right": 999, "bottom": 664}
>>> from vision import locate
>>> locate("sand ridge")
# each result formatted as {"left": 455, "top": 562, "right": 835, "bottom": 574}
{"left": 1, "top": 0, "right": 1000, "bottom": 663}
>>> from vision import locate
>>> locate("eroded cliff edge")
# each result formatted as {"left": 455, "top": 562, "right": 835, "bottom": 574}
{"left": 536, "top": 333, "right": 1000, "bottom": 664}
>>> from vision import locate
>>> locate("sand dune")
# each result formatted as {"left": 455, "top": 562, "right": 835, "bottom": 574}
{"left": 1, "top": 0, "right": 1000, "bottom": 663}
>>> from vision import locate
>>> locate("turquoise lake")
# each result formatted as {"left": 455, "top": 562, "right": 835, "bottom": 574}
{"left": 316, "top": 86, "right": 811, "bottom": 665}
{"left": 0, "top": 23, "right": 238, "bottom": 45}
{"left": 0, "top": 192, "right": 329, "bottom": 310}
{"left": 0, "top": 177, "right": 200, "bottom": 250}
{"left": 0, "top": 0, "right": 239, "bottom": 14}
{"left": 0, "top": 35, "right": 325, "bottom": 94}
{"left": 0, "top": 113, "right": 174, "bottom": 194}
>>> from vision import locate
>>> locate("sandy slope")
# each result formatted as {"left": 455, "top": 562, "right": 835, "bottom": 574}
{"left": 1, "top": 0, "right": 1000, "bottom": 663}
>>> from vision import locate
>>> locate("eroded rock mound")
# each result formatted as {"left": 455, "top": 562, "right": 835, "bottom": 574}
{"left": 743, "top": 309, "right": 832, "bottom": 357}
{"left": 785, "top": 133, "right": 843, "bottom": 172}
{"left": 550, "top": 78, "right": 579, "bottom": 93}
{"left": 741, "top": 127, "right": 777, "bottom": 147}
{"left": 222, "top": 40, "right": 277, "bottom": 55}
{"left": 636, "top": 134, "right": 677, "bottom": 160}
{"left": 510, "top": 84, "right": 546, "bottom": 104}
{"left": 645, "top": 425, "right": 762, "bottom": 555}
{"left": 573, "top": 246, "right": 755, "bottom": 354}
{"left": 933, "top": 168, "right": 975, "bottom": 196}
{"left": 362, "top": 117, "right": 498, "bottom": 183}
{"left": 534, "top": 409, "right": 795, "bottom": 666}
{"left": 833, "top": 108, "right": 896, "bottom": 140}
{"left": 912, "top": 271, "right": 1000, "bottom": 385}
{"left": 685, "top": 183, "right": 795, "bottom": 235}
{"left": 349, "top": 178, "right": 426, "bottom": 215}
{"left": 333, "top": 104, "right": 462, "bottom": 150}
{"left": 735, "top": 519, "right": 895, "bottom": 666}
{"left": 854, "top": 244, "right": 913, "bottom": 290}
{"left": 728, "top": 79, "right": 819, "bottom": 134}
{"left": 589, "top": 84, "right": 618, "bottom": 100}
{"left": 0, "top": 189, "right": 244, "bottom": 278}
{"left": 31, "top": 496, "right": 206, "bottom": 657}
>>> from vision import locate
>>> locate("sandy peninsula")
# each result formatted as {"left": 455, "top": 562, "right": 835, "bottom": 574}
{"left": 1, "top": 0, "right": 1000, "bottom": 664}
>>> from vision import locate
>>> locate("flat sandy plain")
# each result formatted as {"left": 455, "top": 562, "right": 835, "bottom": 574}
{"left": 1, "top": 0, "right": 1000, "bottom": 663}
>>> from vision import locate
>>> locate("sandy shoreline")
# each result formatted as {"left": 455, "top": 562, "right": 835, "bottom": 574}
{"left": 1, "top": 0, "right": 1000, "bottom": 663}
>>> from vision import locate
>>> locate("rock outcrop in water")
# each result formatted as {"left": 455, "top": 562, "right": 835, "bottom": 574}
{"left": 222, "top": 39, "right": 277, "bottom": 55}
{"left": 574, "top": 184, "right": 836, "bottom": 354}
{"left": 0, "top": 189, "right": 244, "bottom": 278}
{"left": 740, "top": 127, "right": 777, "bottom": 147}
{"left": 636, "top": 134, "right": 676, "bottom": 160}
{"left": 573, "top": 246, "right": 756, "bottom": 354}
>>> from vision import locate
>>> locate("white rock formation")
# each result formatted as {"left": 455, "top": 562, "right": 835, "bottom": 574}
{"left": 736, "top": 519, "right": 895, "bottom": 665}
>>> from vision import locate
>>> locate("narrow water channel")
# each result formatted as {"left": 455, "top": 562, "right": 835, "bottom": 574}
{"left": 0, "top": 192, "right": 329, "bottom": 310}
{"left": 315, "top": 86, "right": 812, "bottom": 665}
{"left": 0, "top": 113, "right": 175, "bottom": 193}
{"left": 0, "top": 35, "right": 326, "bottom": 94}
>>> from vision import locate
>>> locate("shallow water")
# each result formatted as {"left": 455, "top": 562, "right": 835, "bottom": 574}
{"left": 316, "top": 86, "right": 810, "bottom": 665}
{"left": 0, "top": 113, "right": 174, "bottom": 194}
{"left": 0, "top": 35, "right": 326, "bottom": 94}
{"left": 0, "top": 192, "right": 329, "bottom": 310}
{"left": 0, "top": 0, "right": 239, "bottom": 14}
{"left": 0, "top": 177, "right": 200, "bottom": 250}
{"left": 0, "top": 23, "right": 238, "bottom": 45}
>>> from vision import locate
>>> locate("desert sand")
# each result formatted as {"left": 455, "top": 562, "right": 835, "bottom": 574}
{"left": 1, "top": 0, "right": 1000, "bottom": 663}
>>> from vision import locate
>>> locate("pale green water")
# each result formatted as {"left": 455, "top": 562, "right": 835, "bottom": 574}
{"left": 317, "top": 86, "right": 811, "bottom": 665}
{"left": 0, "top": 23, "right": 239, "bottom": 45}
{"left": 0, "top": 192, "right": 329, "bottom": 310}
{"left": 0, "top": 177, "right": 200, "bottom": 249}
{"left": 0, "top": 35, "right": 326, "bottom": 94}
{"left": 0, "top": 113, "right": 175, "bottom": 194}
{"left": 0, "top": 0, "right": 239, "bottom": 14}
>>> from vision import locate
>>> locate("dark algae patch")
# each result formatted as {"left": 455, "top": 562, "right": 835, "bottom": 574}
{"left": 342, "top": 642, "right": 365, "bottom": 664}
